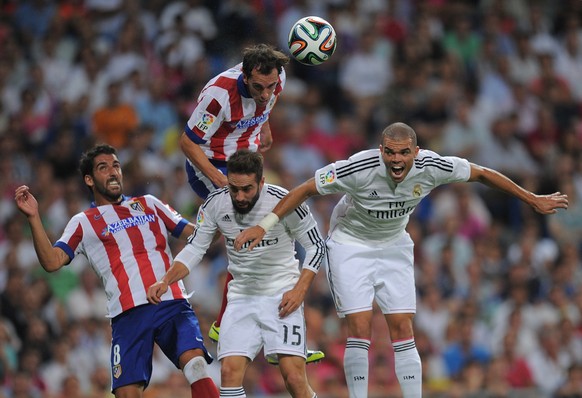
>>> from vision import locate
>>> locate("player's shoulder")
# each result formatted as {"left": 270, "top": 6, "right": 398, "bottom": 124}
{"left": 264, "top": 184, "right": 289, "bottom": 199}
{"left": 414, "top": 149, "right": 458, "bottom": 173}
{"left": 334, "top": 149, "right": 382, "bottom": 176}
{"left": 215, "top": 63, "right": 242, "bottom": 83}
{"left": 347, "top": 148, "right": 381, "bottom": 163}
{"left": 202, "top": 187, "right": 230, "bottom": 210}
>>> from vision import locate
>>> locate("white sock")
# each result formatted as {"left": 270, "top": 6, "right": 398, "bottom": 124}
{"left": 393, "top": 338, "right": 422, "bottom": 397}
{"left": 344, "top": 337, "right": 370, "bottom": 398}
{"left": 219, "top": 386, "right": 246, "bottom": 397}
{"left": 182, "top": 356, "right": 209, "bottom": 384}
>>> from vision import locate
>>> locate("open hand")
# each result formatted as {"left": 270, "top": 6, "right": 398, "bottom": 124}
{"left": 531, "top": 192, "right": 568, "bottom": 214}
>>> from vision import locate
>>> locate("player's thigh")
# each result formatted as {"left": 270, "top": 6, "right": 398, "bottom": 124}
{"left": 262, "top": 297, "right": 307, "bottom": 360}
{"left": 218, "top": 296, "right": 263, "bottom": 361}
{"left": 326, "top": 239, "right": 377, "bottom": 315}
{"left": 110, "top": 306, "right": 156, "bottom": 391}
{"left": 155, "top": 300, "right": 213, "bottom": 367}
{"left": 185, "top": 161, "right": 226, "bottom": 199}
{"left": 373, "top": 233, "right": 416, "bottom": 314}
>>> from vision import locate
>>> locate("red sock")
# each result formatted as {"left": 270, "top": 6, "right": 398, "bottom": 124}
{"left": 190, "top": 377, "right": 219, "bottom": 398}
{"left": 215, "top": 272, "right": 233, "bottom": 326}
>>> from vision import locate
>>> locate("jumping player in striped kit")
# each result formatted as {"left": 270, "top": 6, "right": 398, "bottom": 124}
{"left": 148, "top": 150, "right": 324, "bottom": 398}
{"left": 235, "top": 122, "right": 569, "bottom": 398}
{"left": 14, "top": 144, "right": 219, "bottom": 398}
{"left": 180, "top": 43, "right": 324, "bottom": 365}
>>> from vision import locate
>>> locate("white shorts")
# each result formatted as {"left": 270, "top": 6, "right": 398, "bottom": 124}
{"left": 217, "top": 294, "right": 307, "bottom": 361}
{"left": 326, "top": 233, "right": 416, "bottom": 317}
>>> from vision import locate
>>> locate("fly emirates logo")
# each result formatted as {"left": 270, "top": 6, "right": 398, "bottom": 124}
{"left": 366, "top": 201, "right": 416, "bottom": 219}
{"left": 225, "top": 236, "right": 279, "bottom": 249}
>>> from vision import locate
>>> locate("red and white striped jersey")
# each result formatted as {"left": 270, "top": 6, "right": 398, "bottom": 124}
{"left": 55, "top": 194, "right": 190, "bottom": 318}
{"left": 184, "top": 62, "right": 286, "bottom": 161}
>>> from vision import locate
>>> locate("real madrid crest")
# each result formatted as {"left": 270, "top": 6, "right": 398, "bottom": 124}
{"left": 413, "top": 184, "right": 422, "bottom": 198}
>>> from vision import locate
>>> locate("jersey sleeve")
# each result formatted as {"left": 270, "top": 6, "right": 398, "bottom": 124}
{"left": 314, "top": 158, "right": 356, "bottom": 196}
{"left": 54, "top": 213, "right": 85, "bottom": 263}
{"left": 147, "top": 195, "right": 188, "bottom": 238}
{"left": 173, "top": 202, "right": 217, "bottom": 272}
{"left": 184, "top": 91, "right": 226, "bottom": 144}
{"left": 281, "top": 202, "right": 325, "bottom": 274}
{"left": 435, "top": 154, "right": 472, "bottom": 184}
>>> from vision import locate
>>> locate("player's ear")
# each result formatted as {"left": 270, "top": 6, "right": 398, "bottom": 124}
{"left": 84, "top": 175, "right": 94, "bottom": 188}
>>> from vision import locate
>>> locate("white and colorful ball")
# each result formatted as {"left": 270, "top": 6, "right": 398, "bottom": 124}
{"left": 288, "top": 16, "right": 337, "bottom": 66}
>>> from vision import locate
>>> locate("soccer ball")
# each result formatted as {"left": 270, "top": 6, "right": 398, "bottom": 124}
{"left": 288, "top": 16, "right": 337, "bottom": 66}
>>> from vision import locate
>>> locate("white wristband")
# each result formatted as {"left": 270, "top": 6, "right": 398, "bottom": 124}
{"left": 258, "top": 212, "right": 279, "bottom": 232}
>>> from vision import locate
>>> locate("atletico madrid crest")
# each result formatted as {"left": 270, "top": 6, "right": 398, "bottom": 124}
{"left": 113, "top": 364, "right": 122, "bottom": 379}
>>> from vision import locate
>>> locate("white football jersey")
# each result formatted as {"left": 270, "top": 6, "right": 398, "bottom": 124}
{"left": 315, "top": 148, "right": 471, "bottom": 246}
{"left": 175, "top": 184, "right": 325, "bottom": 298}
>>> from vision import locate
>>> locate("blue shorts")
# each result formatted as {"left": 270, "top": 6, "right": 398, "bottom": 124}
{"left": 110, "top": 299, "right": 212, "bottom": 391}
{"left": 185, "top": 159, "right": 228, "bottom": 200}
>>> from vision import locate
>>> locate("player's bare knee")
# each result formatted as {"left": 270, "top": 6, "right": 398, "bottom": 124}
{"left": 387, "top": 316, "right": 414, "bottom": 339}
{"left": 220, "top": 359, "right": 245, "bottom": 385}
{"left": 347, "top": 321, "right": 372, "bottom": 338}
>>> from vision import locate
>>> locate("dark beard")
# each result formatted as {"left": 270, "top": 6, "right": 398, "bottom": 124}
{"left": 232, "top": 191, "right": 260, "bottom": 215}
{"left": 94, "top": 180, "right": 123, "bottom": 203}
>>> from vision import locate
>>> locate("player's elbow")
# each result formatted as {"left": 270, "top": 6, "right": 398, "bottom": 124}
{"left": 40, "top": 260, "right": 64, "bottom": 273}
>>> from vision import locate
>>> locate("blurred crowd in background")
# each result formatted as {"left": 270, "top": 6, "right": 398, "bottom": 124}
{"left": 1, "top": 0, "right": 582, "bottom": 397}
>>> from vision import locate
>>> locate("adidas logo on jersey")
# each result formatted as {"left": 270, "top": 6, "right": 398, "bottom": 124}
{"left": 222, "top": 215, "right": 232, "bottom": 222}
{"left": 368, "top": 190, "right": 379, "bottom": 198}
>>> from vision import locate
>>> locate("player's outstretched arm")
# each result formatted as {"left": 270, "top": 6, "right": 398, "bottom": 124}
{"left": 14, "top": 185, "right": 69, "bottom": 272}
{"left": 147, "top": 262, "right": 190, "bottom": 304}
{"left": 468, "top": 163, "right": 569, "bottom": 214}
{"left": 234, "top": 178, "right": 320, "bottom": 251}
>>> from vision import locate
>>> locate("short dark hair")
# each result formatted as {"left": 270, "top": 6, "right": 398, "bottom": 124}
{"left": 241, "top": 43, "right": 289, "bottom": 77}
{"left": 79, "top": 144, "right": 117, "bottom": 178}
{"left": 381, "top": 122, "right": 417, "bottom": 147}
{"left": 227, "top": 149, "right": 264, "bottom": 183}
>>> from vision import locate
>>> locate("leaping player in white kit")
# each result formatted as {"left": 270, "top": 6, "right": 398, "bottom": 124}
{"left": 180, "top": 43, "right": 325, "bottom": 365}
{"left": 148, "top": 149, "right": 324, "bottom": 398}
{"left": 234, "top": 122, "right": 569, "bottom": 398}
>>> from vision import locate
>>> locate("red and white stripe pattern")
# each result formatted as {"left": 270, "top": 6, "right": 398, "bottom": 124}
{"left": 55, "top": 195, "right": 189, "bottom": 318}
{"left": 184, "top": 62, "right": 286, "bottom": 161}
